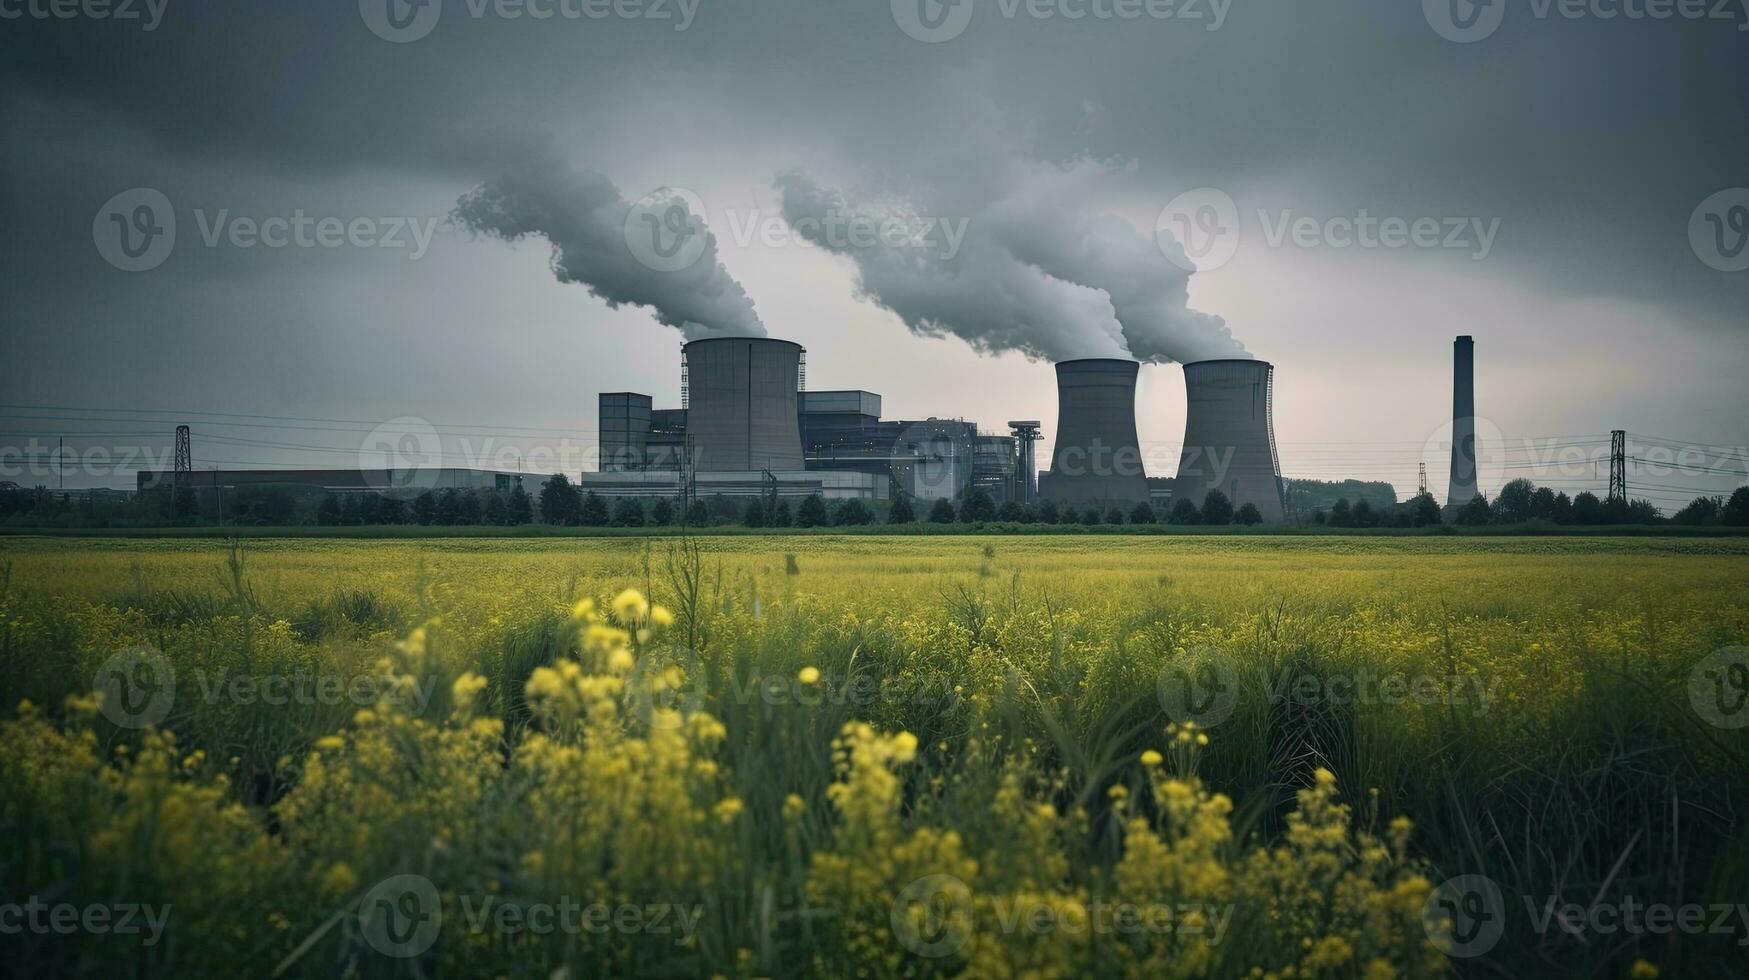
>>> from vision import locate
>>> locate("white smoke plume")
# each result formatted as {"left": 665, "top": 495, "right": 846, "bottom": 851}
{"left": 776, "top": 148, "right": 1245, "bottom": 364}
{"left": 454, "top": 159, "right": 763, "bottom": 340}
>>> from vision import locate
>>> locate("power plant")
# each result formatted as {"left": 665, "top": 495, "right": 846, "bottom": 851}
{"left": 134, "top": 331, "right": 1499, "bottom": 525}
{"left": 1172, "top": 358, "right": 1286, "bottom": 522}
{"left": 1037, "top": 358, "right": 1149, "bottom": 505}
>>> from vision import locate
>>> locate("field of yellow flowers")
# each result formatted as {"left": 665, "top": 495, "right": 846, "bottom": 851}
{"left": 1, "top": 534, "right": 1745, "bottom": 977}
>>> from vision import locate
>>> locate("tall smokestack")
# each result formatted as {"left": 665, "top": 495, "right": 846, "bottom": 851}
{"left": 1174, "top": 359, "right": 1285, "bottom": 522}
{"left": 1038, "top": 359, "right": 1149, "bottom": 505}
{"left": 1447, "top": 336, "right": 1477, "bottom": 506}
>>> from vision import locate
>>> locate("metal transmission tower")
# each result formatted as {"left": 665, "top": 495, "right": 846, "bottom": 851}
{"left": 1609, "top": 430, "right": 1626, "bottom": 502}
{"left": 1007, "top": 421, "right": 1041, "bottom": 503}
{"left": 1418, "top": 462, "right": 1428, "bottom": 496}
{"left": 172, "top": 425, "right": 192, "bottom": 518}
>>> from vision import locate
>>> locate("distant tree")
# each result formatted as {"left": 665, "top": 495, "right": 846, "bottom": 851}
{"left": 958, "top": 487, "right": 996, "bottom": 523}
{"left": 1572, "top": 490, "right": 1602, "bottom": 525}
{"left": 580, "top": 490, "right": 610, "bottom": 527}
{"left": 1200, "top": 489, "right": 1234, "bottom": 526}
{"left": 835, "top": 499, "right": 874, "bottom": 526}
{"left": 797, "top": 494, "right": 829, "bottom": 528}
{"left": 1168, "top": 498, "right": 1200, "bottom": 525}
{"left": 1106, "top": 506, "right": 1126, "bottom": 525}
{"left": 612, "top": 497, "right": 645, "bottom": 527}
{"left": 413, "top": 491, "right": 437, "bottom": 526}
{"left": 317, "top": 494, "right": 342, "bottom": 527}
{"left": 456, "top": 489, "right": 482, "bottom": 525}
{"left": 1626, "top": 498, "right": 1660, "bottom": 524}
{"left": 997, "top": 500, "right": 1026, "bottom": 522}
{"left": 507, "top": 483, "right": 534, "bottom": 524}
{"left": 767, "top": 498, "right": 792, "bottom": 528}
{"left": 1493, "top": 478, "right": 1537, "bottom": 523}
{"left": 1017, "top": 503, "right": 1037, "bottom": 524}
{"left": 649, "top": 497, "right": 674, "bottom": 526}
{"left": 1409, "top": 491, "right": 1442, "bottom": 527}
{"left": 887, "top": 493, "right": 916, "bottom": 524}
{"left": 1530, "top": 486, "right": 1557, "bottom": 521}
{"left": 539, "top": 475, "right": 580, "bottom": 525}
{"left": 1327, "top": 498, "right": 1352, "bottom": 528}
{"left": 434, "top": 488, "right": 461, "bottom": 525}
{"left": 927, "top": 498, "right": 956, "bottom": 524}
{"left": 1130, "top": 502, "right": 1157, "bottom": 525}
{"left": 1036, "top": 499, "right": 1060, "bottom": 524}
{"left": 172, "top": 484, "right": 197, "bottom": 521}
{"left": 1310, "top": 509, "right": 1327, "bottom": 525}
{"left": 1550, "top": 491, "right": 1573, "bottom": 525}
{"left": 484, "top": 491, "right": 508, "bottom": 525}
{"left": 379, "top": 495, "right": 408, "bottom": 525}
{"left": 1234, "top": 502, "right": 1263, "bottom": 526}
{"left": 1672, "top": 495, "right": 1723, "bottom": 525}
{"left": 1081, "top": 506, "right": 1101, "bottom": 526}
{"left": 743, "top": 497, "right": 766, "bottom": 528}
{"left": 1455, "top": 493, "right": 1492, "bottom": 526}
{"left": 1724, "top": 486, "right": 1749, "bottom": 527}
{"left": 1351, "top": 499, "right": 1376, "bottom": 528}
{"left": 686, "top": 500, "right": 711, "bottom": 527}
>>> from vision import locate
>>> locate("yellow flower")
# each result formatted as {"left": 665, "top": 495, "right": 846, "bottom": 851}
{"left": 313, "top": 736, "right": 345, "bottom": 752}
{"left": 612, "top": 589, "right": 650, "bottom": 623}
{"left": 890, "top": 731, "right": 919, "bottom": 764}
{"left": 321, "top": 862, "right": 358, "bottom": 895}
{"left": 1140, "top": 749, "right": 1164, "bottom": 767}
{"left": 798, "top": 666, "right": 821, "bottom": 685}
{"left": 1629, "top": 961, "right": 1659, "bottom": 980}
{"left": 713, "top": 797, "right": 744, "bottom": 824}
{"left": 649, "top": 605, "right": 675, "bottom": 627}
{"left": 783, "top": 793, "right": 806, "bottom": 819}
{"left": 570, "top": 597, "right": 595, "bottom": 621}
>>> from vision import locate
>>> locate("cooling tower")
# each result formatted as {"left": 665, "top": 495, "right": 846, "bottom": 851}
{"left": 1173, "top": 359, "right": 1285, "bottom": 522}
{"left": 682, "top": 337, "right": 805, "bottom": 471}
{"left": 1038, "top": 358, "right": 1149, "bottom": 504}
{"left": 1447, "top": 335, "right": 1477, "bottom": 506}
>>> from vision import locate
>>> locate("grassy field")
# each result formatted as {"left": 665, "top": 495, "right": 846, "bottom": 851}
{"left": 1, "top": 534, "right": 1745, "bottom": 977}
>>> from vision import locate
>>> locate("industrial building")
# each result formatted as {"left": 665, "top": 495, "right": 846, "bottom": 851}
{"left": 136, "top": 467, "right": 529, "bottom": 495}
{"left": 1038, "top": 358, "right": 1150, "bottom": 505}
{"left": 1171, "top": 358, "right": 1286, "bottom": 522}
{"left": 583, "top": 336, "right": 1028, "bottom": 503}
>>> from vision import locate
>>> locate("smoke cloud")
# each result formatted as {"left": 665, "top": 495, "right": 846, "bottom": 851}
{"left": 454, "top": 159, "right": 763, "bottom": 340}
{"left": 776, "top": 149, "right": 1245, "bottom": 364}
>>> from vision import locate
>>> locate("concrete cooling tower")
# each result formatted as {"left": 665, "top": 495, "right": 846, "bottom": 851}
{"left": 682, "top": 337, "right": 805, "bottom": 471}
{"left": 1173, "top": 359, "right": 1285, "bottom": 522}
{"left": 1038, "top": 358, "right": 1149, "bottom": 504}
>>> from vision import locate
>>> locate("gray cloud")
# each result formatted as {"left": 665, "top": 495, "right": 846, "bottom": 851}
{"left": 453, "top": 159, "right": 763, "bottom": 340}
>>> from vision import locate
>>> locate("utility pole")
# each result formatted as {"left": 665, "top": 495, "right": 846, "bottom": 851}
{"left": 59, "top": 436, "right": 64, "bottom": 491}
{"left": 1609, "top": 430, "right": 1626, "bottom": 502}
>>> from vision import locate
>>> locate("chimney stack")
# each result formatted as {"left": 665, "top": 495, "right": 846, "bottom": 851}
{"left": 1447, "top": 335, "right": 1477, "bottom": 506}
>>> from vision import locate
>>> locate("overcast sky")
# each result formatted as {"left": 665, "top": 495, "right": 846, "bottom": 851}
{"left": 2, "top": 0, "right": 1745, "bottom": 505}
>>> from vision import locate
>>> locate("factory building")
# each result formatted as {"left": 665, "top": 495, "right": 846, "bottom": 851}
{"left": 1172, "top": 358, "right": 1286, "bottom": 522}
{"left": 137, "top": 467, "right": 529, "bottom": 496}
